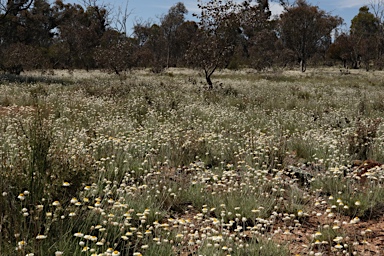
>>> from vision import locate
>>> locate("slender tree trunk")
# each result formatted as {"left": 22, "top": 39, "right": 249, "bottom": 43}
{"left": 301, "top": 59, "right": 306, "bottom": 72}
{"left": 204, "top": 67, "right": 216, "bottom": 89}
{"left": 206, "top": 74, "right": 213, "bottom": 89}
{"left": 167, "top": 45, "right": 170, "bottom": 68}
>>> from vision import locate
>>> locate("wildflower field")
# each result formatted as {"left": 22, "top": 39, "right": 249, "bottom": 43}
{"left": 1, "top": 68, "right": 384, "bottom": 255}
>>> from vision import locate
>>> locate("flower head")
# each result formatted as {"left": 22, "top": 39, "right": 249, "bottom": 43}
{"left": 36, "top": 234, "right": 47, "bottom": 240}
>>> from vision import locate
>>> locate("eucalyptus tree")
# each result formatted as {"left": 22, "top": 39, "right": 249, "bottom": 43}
{"left": 187, "top": 0, "right": 242, "bottom": 88}
{"left": 161, "top": 2, "right": 188, "bottom": 67}
{"left": 350, "top": 6, "right": 380, "bottom": 69}
{"left": 278, "top": 0, "right": 342, "bottom": 72}
{"left": 52, "top": 0, "right": 109, "bottom": 69}
{"left": 0, "top": 0, "right": 53, "bottom": 73}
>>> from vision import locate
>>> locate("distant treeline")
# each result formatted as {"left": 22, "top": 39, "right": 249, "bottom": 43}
{"left": 0, "top": 0, "right": 383, "bottom": 78}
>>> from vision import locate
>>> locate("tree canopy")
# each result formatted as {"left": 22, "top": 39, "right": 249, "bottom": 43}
{"left": 2, "top": 0, "right": 384, "bottom": 81}
{"left": 279, "top": 0, "right": 342, "bottom": 72}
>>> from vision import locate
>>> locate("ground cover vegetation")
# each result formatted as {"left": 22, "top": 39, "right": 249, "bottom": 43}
{"left": 1, "top": 68, "right": 384, "bottom": 255}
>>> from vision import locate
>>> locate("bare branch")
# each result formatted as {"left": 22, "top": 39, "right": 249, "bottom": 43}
{"left": 370, "top": 0, "right": 384, "bottom": 23}
{"left": 115, "top": 0, "right": 132, "bottom": 35}
{"left": 0, "top": 0, "right": 34, "bottom": 21}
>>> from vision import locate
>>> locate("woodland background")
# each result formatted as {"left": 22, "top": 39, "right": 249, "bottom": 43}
{"left": 0, "top": 0, "right": 383, "bottom": 81}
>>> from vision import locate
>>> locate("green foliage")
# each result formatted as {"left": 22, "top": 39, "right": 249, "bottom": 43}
{"left": 350, "top": 6, "right": 380, "bottom": 36}
{"left": 279, "top": 1, "right": 342, "bottom": 72}
{"left": 2, "top": 0, "right": 384, "bottom": 74}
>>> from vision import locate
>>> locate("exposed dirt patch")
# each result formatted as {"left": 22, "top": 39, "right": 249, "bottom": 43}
{"left": 0, "top": 106, "right": 35, "bottom": 116}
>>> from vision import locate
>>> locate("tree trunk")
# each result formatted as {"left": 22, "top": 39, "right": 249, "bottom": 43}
{"left": 166, "top": 45, "right": 170, "bottom": 69}
{"left": 301, "top": 59, "right": 306, "bottom": 72}
{"left": 352, "top": 60, "right": 358, "bottom": 69}
{"left": 206, "top": 74, "right": 213, "bottom": 90}
{"left": 204, "top": 67, "right": 216, "bottom": 90}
